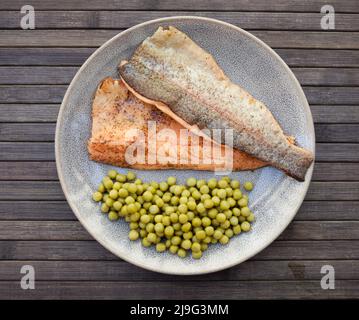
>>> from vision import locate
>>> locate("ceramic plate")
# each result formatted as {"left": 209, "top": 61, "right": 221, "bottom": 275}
{"left": 55, "top": 16, "right": 315, "bottom": 275}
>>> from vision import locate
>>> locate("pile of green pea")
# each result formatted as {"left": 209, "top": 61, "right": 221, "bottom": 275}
{"left": 92, "top": 170, "right": 255, "bottom": 259}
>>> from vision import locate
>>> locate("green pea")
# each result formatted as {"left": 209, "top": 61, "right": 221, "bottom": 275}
{"left": 98, "top": 183, "right": 105, "bottom": 193}
{"left": 103, "top": 179, "right": 113, "bottom": 190}
{"left": 146, "top": 223, "right": 155, "bottom": 233}
{"left": 230, "top": 180, "right": 240, "bottom": 189}
{"left": 202, "top": 217, "right": 211, "bottom": 227}
{"left": 159, "top": 182, "right": 168, "bottom": 192}
{"left": 230, "top": 216, "right": 239, "bottom": 226}
{"left": 140, "top": 230, "right": 148, "bottom": 238}
{"left": 232, "top": 207, "right": 241, "bottom": 217}
{"left": 108, "top": 211, "right": 118, "bottom": 221}
{"left": 129, "top": 230, "right": 139, "bottom": 241}
{"left": 187, "top": 201, "right": 197, "bottom": 211}
{"left": 208, "top": 208, "right": 218, "bottom": 219}
{"left": 147, "top": 232, "right": 157, "bottom": 243}
{"left": 177, "top": 248, "right": 187, "bottom": 258}
{"left": 219, "top": 235, "right": 229, "bottom": 245}
{"left": 225, "top": 229, "right": 234, "bottom": 238}
{"left": 179, "top": 196, "right": 188, "bottom": 205}
{"left": 203, "top": 199, "right": 214, "bottom": 209}
{"left": 241, "top": 206, "right": 251, "bottom": 217}
{"left": 181, "top": 222, "right": 192, "bottom": 233}
{"left": 154, "top": 215, "right": 163, "bottom": 223}
{"left": 200, "top": 185, "right": 210, "bottom": 194}
{"left": 191, "top": 242, "right": 201, "bottom": 253}
{"left": 207, "top": 178, "right": 217, "bottom": 189}
{"left": 196, "top": 230, "right": 206, "bottom": 240}
{"left": 127, "top": 171, "right": 136, "bottom": 181}
{"left": 244, "top": 181, "right": 254, "bottom": 191}
{"left": 127, "top": 183, "right": 137, "bottom": 194}
{"left": 220, "top": 220, "right": 230, "bottom": 229}
{"left": 192, "top": 217, "right": 202, "bottom": 227}
{"left": 181, "top": 189, "right": 191, "bottom": 197}
{"left": 181, "top": 239, "right": 192, "bottom": 250}
{"left": 92, "top": 191, "right": 103, "bottom": 202}
{"left": 192, "top": 190, "right": 201, "bottom": 200}
{"left": 217, "top": 189, "right": 226, "bottom": 199}
{"left": 163, "top": 193, "right": 172, "bottom": 203}
{"left": 178, "top": 214, "right": 188, "bottom": 224}
{"left": 118, "top": 188, "right": 128, "bottom": 198}
{"left": 178, "top": 204, "right": 188, "bottom": 214}
{"left": 142, "top": 237, "right": 151, "bottom": 247}
{"left": 241, "top": 221, "right": 251, "bottom": 232}
{"left": 216, "top": 213, "right": 226, "bottom": 223}
{"left": 125, "top": 196, "right": 135, "bottom": 205}
{"left": 109, "top": 189, "right": 118, "bottom": 200}
{"left": 154, "top": 223, "right": 164, "bottom": 234}
{"left": 164, "top": 226, "right": 174, "bottom": 237}
{"left": 220, "top": 200, "right": 230, "bottom": 211}
{"left": 105, "top": 198, "right": 114, "bottom": 207}
{"left": 187, "top": 211, "right": 195, "bottom": 221}
{"left": 218, "top": 179, "right": 228, "bottom": 188}
{"left": 170, "top": 196, "right": 179, "bottom": 206}
{"left": 167, "top": 176, "right": 176, "bottom": 186}
{"left": 155, "top": 198, "right": 164, "bottom": 208}
{"left": 238, "top": 216, "right": 246, "bottom": 223}
{"left": 192, "top": 251, "right": 202, "bottom": 259}
{"left": 247, "top": 213, "right": 255, "bottom": 222}
{"left": 201, "top": 243, "right": 208, "bottom": 251}
{"left": 113, "top": 201, "right": 122, "bottom": 211}
{"left": 149, "top": 205, "right": 159, "bottom": 214}
{"left": 170, "top": 212, "right": 178, "bottom": 223}
{"left": 108, "top": 170, "right": 117, "bottom": 179}
{"left": 116, "top": 174, "right": 127, "bottom": 182}
{"left": 213, "top": 229, "right": 223, "bottom": 240}
{"left": 169, "top": 245, "right": 179, "bottom": 254}
{"left": 186, "top": 177, "right": 197, "bottom": 187}
{"left": 238, "top": 198, "right": 248, "bottom": 208}
{"left": 196, "top": 203, "right": 206, "bottom": 214}
{"left": 140, "top": 214, "right": 150, "bottom": 224}
{"left": 233, "top": 189, "right": 242, "bottom": 200}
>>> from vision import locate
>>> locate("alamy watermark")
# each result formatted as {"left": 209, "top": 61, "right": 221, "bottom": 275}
{"left": 20, "top": 5, "right": 35, "bottom": 29}
{"left": 20, "top": 265, "right": 35, "bottom": 290}
{"left": 321, "top": 5, "right": 335, "bottom": 30}
{"left": 320, "top": 265, "right": 335, "bottom": 290}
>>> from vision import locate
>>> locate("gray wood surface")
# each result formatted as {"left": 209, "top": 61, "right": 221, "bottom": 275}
{"left": 0, "top": 1, "right": 358, "bottom": 299}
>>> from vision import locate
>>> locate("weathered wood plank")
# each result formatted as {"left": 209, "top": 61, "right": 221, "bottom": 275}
{"left": 1, "top": 48, "right": 357, "bottom": 68}
{"left": 1, "top": 85, "right": 358, "bottom": 104}
{"left": 0, "top": 142, "right": 357, "bottom": 162}
{"left": 0, "top": 200, "right": 357, "bottom": 221}
{"left": 1, "top": 0, "right": 357, "bottom": 12}
{"left": 1, "top": 104, "right": 358, "bottom": 123}
{"left": 0, "top": 201, "right": 74, "bottom": 220}
{"left": 0, "top": 123, "right": 55, "bottom": 141}
{"left": 316, "top": 143, "right": 359, "bottom": 162}
{"left": 1, "top": 240, "right": 358, "bottom": 260}
{"left": 0, "top": 161, "right": 58, "bottom": 180}
{"left": 0, "top": 67, "right": 77, "bottom": 84}
{"left": 0, "top": 181, "right": 358, "bottom": 201}
{"left": 0, "top": 221, "right": 357, "bottom": 240}
{"left": 304, "top": 87, "right": 359, "bottom": 105}
{"left": 297, "top": 201, "right": 359, "bottom": 220}
{"left": 1, "top": 11, "right": 359, "bottom": 31}
{"left": 0, "top": 142, "right": 55, "bottom": 161}
{"left": 311, "top": 105, "right": 359, "bottom": 123}
{"left": 2, "top": 67, "right": 358, "bottom": 86}
{"left": 0, "top": 181, "right": 65, "bottom": 200}
{"left": 312, "top": 163, "right": 359, "bottom": 180}
{"left": 0, "top": 30, "right": 358, "bottom": 49}
{"left": 1, "top": 280, "right": 358, "bottom": 299}
{"left": 0, "top": 104, "right": 59, "bottom": 122}
{"left": 1, "top": 123, "right": 357, "bottom": 142}
{"left": 315, "top": 124, "right": 359, "bottom": 142}
{"left": 0, "top": 260, "right": 358, "bottom": 281}
{"left": 2, "top": 161, "right": 358, "bottom": 181}
{"left": 306, "top": 182, "right": 359, "bottom": 200}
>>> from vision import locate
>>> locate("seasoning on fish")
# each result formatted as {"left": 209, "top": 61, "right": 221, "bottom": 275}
{"left": 119, "top": 26, "right": 314, "bottom": 181}
{"left": 88, "top": 77, "right": 266, "bottom": 171}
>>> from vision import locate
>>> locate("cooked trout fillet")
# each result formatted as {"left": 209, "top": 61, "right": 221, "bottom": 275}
{"left": 88, "top": 78, "right": 266, "bottom": 171}
{"left": 119, "top": 26, "right": 314, "bottom": 180}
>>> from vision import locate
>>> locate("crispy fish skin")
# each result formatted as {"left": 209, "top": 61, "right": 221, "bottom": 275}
{"left": 119, "top": 26, "right": 314, "bottom": 180}
{"left": 88, "top": 77, "right": 267, "bottom": 171}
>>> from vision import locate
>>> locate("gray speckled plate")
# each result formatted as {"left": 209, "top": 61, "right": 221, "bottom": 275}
{"left": 55, "top": 17, "right": 315, "bottom": 275}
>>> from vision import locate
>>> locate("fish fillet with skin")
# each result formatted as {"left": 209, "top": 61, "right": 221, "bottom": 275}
{"left": 119, "top": 26, "right": 314, "bottom": 180}
{"left": 88, "top": 77, "right": 266, "bottom": 171}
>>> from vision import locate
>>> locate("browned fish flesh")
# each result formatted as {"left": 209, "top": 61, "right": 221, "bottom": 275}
{"left": 119, "top": 26, "right": 314, "bottom": 180}
{"left": 88, "top": 77, "right": 266, "bottom": 171}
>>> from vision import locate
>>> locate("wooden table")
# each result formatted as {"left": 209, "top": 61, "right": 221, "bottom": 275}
{"left": 0, "top": 0, "right": 358, "bottom": 299}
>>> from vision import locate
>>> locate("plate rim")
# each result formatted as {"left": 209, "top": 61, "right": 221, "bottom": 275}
{"left": 55, "top": 16, "right": 315, "bottom": 275}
